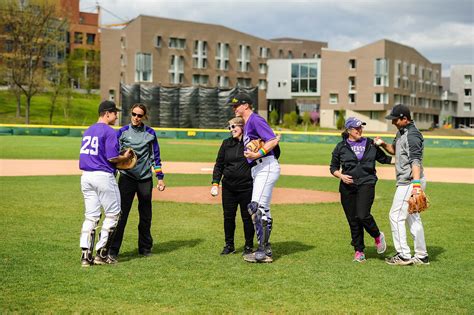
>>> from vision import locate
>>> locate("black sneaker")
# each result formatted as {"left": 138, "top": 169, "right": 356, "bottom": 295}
{"left": 139, "top": 249, "right": 152, "bottom": 257}
{"left": 242, "top": 246, "right": 253, "bottom": 256}
{"left": 220, "top": 245, "right": 235, "bottom": 255}
{"left": 385, "top": 253, "right": 413, "bottom": 266}
{"left": 412, "top": 256, "right": 430, "bottom": 265}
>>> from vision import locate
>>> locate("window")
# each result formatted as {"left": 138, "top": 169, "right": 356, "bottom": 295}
{"left": 135, "top": 53, "right": 152, "bottom": 82}
{"left": 291, "top": 62, "right": 318, "bottom": 93}
{"left": 120, "top": 36, "right": 126, "bottom": 49}
{"left": 215, "top": 43, "right": 230, "bottom": 71}
{"left": 394, "top": 60, "right": 401, "bottom": 88}
{"left": 155, "top": 36, "right": 162, "bottom": 48}
{"left": 288, "top": 50, "right": 293, "bottom": 59}
{"left": 120, "top": 54, "right": 126, "bottom": 66}
{"left": 302, "top": 52, "right": 307, "bottom": 58}
{"left": 192, "top": 74, "right": 209, "bottom": 85}
{"left": 465, "top": 75, "right": 472, "bottom": 84}
{"left": 169, "top": 37, "right": 186, "bottom": 49}
{"left": 169, "top": 55, "right": 184, "bottom": 84}
{"left": 237, "top": 45, "right": 250, "bottom": 72}
{"left": 259, "top": 63, "right": 267, "bottom": 74}
{"left": 411, "top": 64, "right": 417, "bottom": 76}
{"left": 259, "top": 80, "right": 267, "bottom": 90}
{"left": 278, "top": 49, "right": 284, "bottom": 58}
{"left": 370, "top": 111, "right": 379, "bottom": 120}
{"left": 374, "top": 93, "right": 388, "bottom": 104}
{"left": 329, "top": 93, "right": 339, "bottom": 104}
{"left": 374, "top": 58, "right": 389, "bottom": 87}
{"left": 465, "top": 89, "right": 472, "bottom": 96}
{"left": 464, "top": 103, "right": 472, "bottom": 111}
{"left": 86, "top": 33, "right": 95, "bottom": 45}
{"left": 192, "top": 40, "right": 208, "bottom": 69}
{"left": 349, "top": 94, "right": 356, "bottom": 104}
{"left": 349, "top": 59, "right": 356, "bottom": 69}
{"left": 216, "top": 76, "right": 229, "bottom": 88}
{"left": 237, "top": 78, "right": 252, "bottom": 88}
{"left": 349, "top": 76, "right": 356, "bottom": 91}
{"left": 74, "top": 32, "right": 83, "bottom": 44}
{"left": 259, "top": 47, "right": 268, "bottom": 58}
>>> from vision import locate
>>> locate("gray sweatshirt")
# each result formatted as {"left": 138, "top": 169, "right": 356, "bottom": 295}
{"left": 393, "top": 122, "right": 424, "bottom": 185}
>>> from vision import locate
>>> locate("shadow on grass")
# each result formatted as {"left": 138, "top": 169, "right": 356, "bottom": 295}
{"left": 117, "top": 238, "right": 204, "bottom": 262}
{"left": 272, "top": 240, "right": 315, "bottom": 261}
{"left": 365, "top": 244, "right": 445, "bottom": 262}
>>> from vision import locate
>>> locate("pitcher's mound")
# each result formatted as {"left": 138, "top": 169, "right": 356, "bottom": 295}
{"left": 153, "top": 186, "right": 339, "bottom": 204}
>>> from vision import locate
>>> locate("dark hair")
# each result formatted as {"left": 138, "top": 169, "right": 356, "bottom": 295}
{"left": 131, "top": 103, "right": 148, "bottom": 120}
{"left": 341, "top": 130, "right": 349, "bottom": 139}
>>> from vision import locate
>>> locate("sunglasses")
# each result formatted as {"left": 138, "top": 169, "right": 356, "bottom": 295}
{"left": 228, "top": 124, "right": 242, "bottom": 130}
{"left": 131, "top": 112, "right": 144, "bottom": 118}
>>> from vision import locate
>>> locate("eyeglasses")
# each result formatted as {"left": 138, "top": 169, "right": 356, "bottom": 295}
{"left": 228, "top": 124, "right": 242, "bottom": 130}
{"left": 131, "top": 112, "right": 144, "bottom": 118}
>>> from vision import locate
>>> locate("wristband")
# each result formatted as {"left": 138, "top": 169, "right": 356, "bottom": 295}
{"left": 212, "top": 183, "right": 219, "bottom": 186}
{"left": 154, "top": 166, "right": 163, "bottom": 176}
{"left": 258, "top": 148, "right": 267, "bottom": 157}
{"left": 412, "top": 179, "right": 421, "bottom": 188}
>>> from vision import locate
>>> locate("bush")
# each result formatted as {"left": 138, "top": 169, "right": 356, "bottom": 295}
{"left": 269, "top": 109, "right": 279, "bottom": 125}
{"left": 336, "top": 110, "right": 346, "bottom": 130}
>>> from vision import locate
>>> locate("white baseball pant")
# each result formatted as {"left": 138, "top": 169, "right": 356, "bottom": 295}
{"left": 389, "top": 179, "right": 428, "bottom": 259}
{"left": 80, "top": 171, "right": 121, "bottom": 250}
{"left": 251, "top": 155, "right": 280, "bottom": 221}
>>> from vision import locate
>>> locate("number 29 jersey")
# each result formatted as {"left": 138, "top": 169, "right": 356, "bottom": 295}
{"left": 79, "top": 123, "right": 120, "bottom": 173}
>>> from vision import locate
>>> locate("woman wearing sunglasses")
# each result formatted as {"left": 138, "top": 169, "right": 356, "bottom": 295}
{"left": 109, "top": 103, "right": 166, "bottom": 260}
{"left": 330, "top": 117, "right": 392, "bottom": 262}
{"left": 211, "top": 116, "right": 255, "bottom": 256}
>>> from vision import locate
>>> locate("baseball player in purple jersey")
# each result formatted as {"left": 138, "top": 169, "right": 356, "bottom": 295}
{"left": 230, "top": 92, "right": 280, "bottom": 263}
{"left": 79, "top": 100, "right": 132, "bottom": 267}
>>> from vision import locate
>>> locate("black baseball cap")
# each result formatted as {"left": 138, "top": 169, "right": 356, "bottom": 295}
{"left": 385, "top": 104, "right": 411, "bottom": 120}
{"left": 98, "top": 100, "right": 121, "bottom": 114}
{"left": 228, "top": 92, "right": 253, "bottom": 106}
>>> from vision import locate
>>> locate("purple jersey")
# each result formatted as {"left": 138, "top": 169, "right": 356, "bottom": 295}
{"left": 243, "top": 113, "right": 276, "bottom": 163}
{"left": 79, "top": 123, "right": 120, "bottom": 173}
{"left": 346, "top": 137, "right": 367, "bottom": 161}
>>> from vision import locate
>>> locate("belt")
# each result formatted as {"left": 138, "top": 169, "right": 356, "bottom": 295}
{"left": 250, "top": 156, "right": 269, "bottom": 167}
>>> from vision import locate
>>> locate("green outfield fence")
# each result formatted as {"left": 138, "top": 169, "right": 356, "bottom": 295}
{"left": 0, "top": 124, "right": 473, "bottom": 148}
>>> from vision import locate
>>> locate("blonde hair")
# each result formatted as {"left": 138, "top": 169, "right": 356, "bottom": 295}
{"left": 228, "top": 116, "right": 245, "bottom": 126}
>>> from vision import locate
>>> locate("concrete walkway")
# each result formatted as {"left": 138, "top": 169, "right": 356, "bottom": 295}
{"left": 0, "top": 159, "right": 473, "bottom": 184}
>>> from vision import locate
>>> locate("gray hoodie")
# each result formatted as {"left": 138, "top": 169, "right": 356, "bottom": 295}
{"left": 393, "top": 122, "right": 424, "bottom": 185}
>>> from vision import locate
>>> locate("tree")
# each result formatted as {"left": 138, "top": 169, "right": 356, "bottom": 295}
{"left": 0, "top": 0, "right": 67, "bottom": 124}
{"left": 269, "top": 109, "right": 279, "bottom": 126}
{"left": 336, "top": 110, "right": 346, "bottom": 130}
{"left": 46, "top": 62, "right": 68, "bottom": 124}
{"left": 302, "top": 112, "right": 311, "bottom": 131}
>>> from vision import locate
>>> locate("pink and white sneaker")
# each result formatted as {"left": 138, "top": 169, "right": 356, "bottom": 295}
{"left": 353, "top": 251, "right": 366, "bottom": 263}
{"left": 375, "top": 232, "right": 386, "bottom": 254}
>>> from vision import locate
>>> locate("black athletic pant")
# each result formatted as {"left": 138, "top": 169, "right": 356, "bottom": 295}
{"left": 222, "top": 186, "right": 254, "bottom": 248}
{"left": 110, "top": 175, "right": 153, "bottom": 256}
{"left": 340, "top": 183, "right": 381, "bottom": 252}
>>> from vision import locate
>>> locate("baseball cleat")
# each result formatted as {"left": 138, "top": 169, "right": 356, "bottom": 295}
{"left": 243, "top": 252, "right": 257, "bottom": 263}
{"left": 243, "top": 252, "right": 273, "bottom": 263}
{"left": 375, "top": 232, "right": 387, "bottom": 254}
{"left": 411, "top": 256, "right": 430, "bottom": 265}
{"left": 385, "top": 253, "right": 413, "bottom": 266}
{"left": 93, "top": 254, "right": 118, "bottom": 265}
{"left": 242, "top": 246, "right": 253, "bottom": 256}
{"left": 81, "top": 250, "right": 93, "bottom": 267}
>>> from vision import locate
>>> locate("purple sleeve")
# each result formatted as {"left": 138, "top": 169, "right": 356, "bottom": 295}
{"left": 147, "top": 127, "right": 164, "bottom": 179}
{"left": 105, "top": 128, "right": 120, "bottom": 160}
{"left": 254, "top": 115, "right": 276, "bottom": 142}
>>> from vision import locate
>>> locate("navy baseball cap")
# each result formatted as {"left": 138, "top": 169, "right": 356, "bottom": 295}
{"left": 385, "top": 104, "right": 411, "bottom": 120}
{"left": 228, "top": 92, "right": 253, "bottom": 106}
{"left": 98, "top": 100, "right": 121, "bottom": 113}
{"left": 345, "top": 117, "right": 366, "bottom": 129}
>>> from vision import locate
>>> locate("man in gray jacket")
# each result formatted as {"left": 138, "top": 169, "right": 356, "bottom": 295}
{"left": 376, "top": 104, "right": 429, "bottom": 266}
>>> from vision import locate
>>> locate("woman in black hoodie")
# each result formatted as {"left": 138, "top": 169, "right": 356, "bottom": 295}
{"left": 330, "top": 117, "right": 393, "bottom": 262}
{"left": 211, "top": 117, "right": 254, "bottom": 256}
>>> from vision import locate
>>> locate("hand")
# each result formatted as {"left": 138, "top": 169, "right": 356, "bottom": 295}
{"left": 122, "top": 148, "right": 132, "bottom": 159}
{"left": 340, "top": 174, "right": 353, "bottom": 185}
{"left": 411, "top": 186, "right": 422, "bottom": 196}
{"left": 210, "top": 185, "right": 219, "bottom": 197}
{"left": 157, "top": 179, "right": 166, "bottom": 191}
{"left": 244, "top": 150, "right": 260, "bottom": 160}
{"left": 374, "top": 137, "right": 385, "bottom": 146}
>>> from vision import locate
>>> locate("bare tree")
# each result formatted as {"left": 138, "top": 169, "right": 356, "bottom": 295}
{"left": 0, "top": 0, "right": 67, "bottom": 124}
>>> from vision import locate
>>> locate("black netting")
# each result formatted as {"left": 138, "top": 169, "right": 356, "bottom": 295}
{"left": 140, "top": 85, "right": 160, "bottom": 126}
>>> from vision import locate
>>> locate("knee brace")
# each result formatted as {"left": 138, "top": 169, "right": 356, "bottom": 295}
{"left": 98, "top": 213, "right": 121, "bottom": 252}
{"left": 248, "top": 202, "right": 264, "bottom": 245}
{"left": 263, "top": 217, "right": 273, "bottom": 245}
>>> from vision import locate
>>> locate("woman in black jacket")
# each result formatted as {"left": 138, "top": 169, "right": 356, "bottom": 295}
{"left": 330, "top": 117, "right": 393, "bottom": 262}
{"left": 211, "top": 117, "right": 254, "bottom": 256}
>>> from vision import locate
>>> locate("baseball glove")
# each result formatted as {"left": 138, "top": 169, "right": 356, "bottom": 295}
{"left": 246, "top": 139, "right": 265, "bottom": 153}
{"left": 116, "top": 148, "right": 137, "bottom": 170}
{"left": 408, "top": 190, "right": 430, "bottom": 214}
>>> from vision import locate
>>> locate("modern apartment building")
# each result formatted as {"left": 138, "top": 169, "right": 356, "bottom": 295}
{"left": 448, "top": 65, "right": 474, "bottom": 128}
{"left": 320, "top": 39, "right": 442, "bottom": 131}
{"left": 100, "top": 15, "right": 327, "bottom": 117}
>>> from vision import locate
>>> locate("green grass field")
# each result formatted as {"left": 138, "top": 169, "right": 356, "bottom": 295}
{"left": 1, "top": 135, "right": 473, "bottom": 168}
{"left": 0, "top": 90, "right": 100, "bottom": 126}
{"left": 0, "top": 174, "right": 473, "bottom": 313}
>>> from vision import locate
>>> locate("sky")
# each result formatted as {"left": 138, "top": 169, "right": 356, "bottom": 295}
{"left": 81, "top": 0, "right": 474, "bottom": 77}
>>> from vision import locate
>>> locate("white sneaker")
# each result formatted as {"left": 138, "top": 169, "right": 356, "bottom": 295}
{"left": 375, "top": 232, "right": 386, "bottom": 254}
